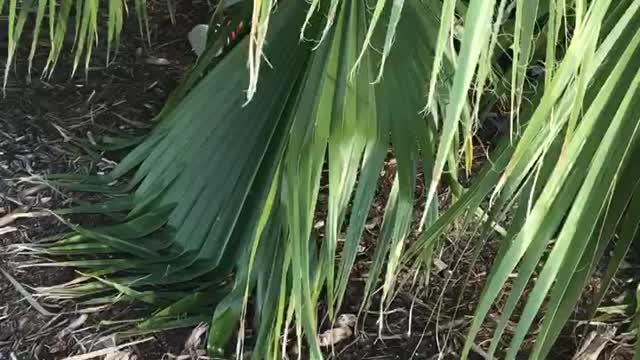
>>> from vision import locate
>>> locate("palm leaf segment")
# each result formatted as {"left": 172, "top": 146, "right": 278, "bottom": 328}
{"left": 22, "top": 0, "right": 640, "bottom": 358}
{"left": 1, "top": 0, "right": 149, "bottom": 87}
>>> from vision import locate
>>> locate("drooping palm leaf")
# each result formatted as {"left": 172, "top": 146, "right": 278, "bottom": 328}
{"left": 37, "top": 1, "right": 458, "bottom": 357}
{"left": 3, "top": 0, "right": 147, "bottom": 85}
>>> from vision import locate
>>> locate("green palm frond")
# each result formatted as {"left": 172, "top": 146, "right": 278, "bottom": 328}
{"left": 42, "top": 1, "right": 459, "bottom": 356}
{"left": 2, "top": 0, "right": 147, "bottom": 87}
{"left": 10, "top": 0, "right": 640, "bottom": 358}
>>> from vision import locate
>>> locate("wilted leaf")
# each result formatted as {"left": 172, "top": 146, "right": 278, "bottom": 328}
{"left": 318, "top": 326, "right": 352, "bottom": 347}
{"left": 104, "top": 351, "right": 137, "bottom": 360}
{"left": 573, "top": 326, "right": 617, "bottom": 360}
